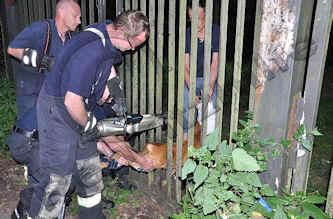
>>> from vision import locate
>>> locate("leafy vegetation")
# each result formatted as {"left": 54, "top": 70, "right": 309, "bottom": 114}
{"left": 0, "top": 77, "right": 16, "bottom": 155}
{"left": 170, "top": 113, "right": 329, "bottom": 218}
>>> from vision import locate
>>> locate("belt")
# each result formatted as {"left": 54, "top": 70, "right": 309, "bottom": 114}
{"left": 13, "top": 126, "right": 39, "bottom": 141}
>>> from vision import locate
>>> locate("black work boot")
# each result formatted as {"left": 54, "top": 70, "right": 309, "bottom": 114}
{"left": 11, "top": 200, "right": 29, "bottom": 219}
{"left": 101, "top": 196, "right": 115, "bottom": 209}
{"left": 117, "top": 174, "right": 137, "bottom": 192}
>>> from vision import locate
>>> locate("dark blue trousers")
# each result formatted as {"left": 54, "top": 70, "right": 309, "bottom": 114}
{"left": 25, "top": 85, "right": 105, "bottom": 219}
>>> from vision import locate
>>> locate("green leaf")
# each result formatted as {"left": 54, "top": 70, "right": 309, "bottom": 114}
{"left": 303, "top": 195, "right": 326, "bottom": 204}
{"left": 273, "top": 205, "right": 288, "bottom": 219}
{"left": 302, "top": 140, "right": 313, "bottom": 151}
{"left": 202, "top": 195, "right": 217, "bottom": 215}
{"left": 302, "top": 202, "right": 330, "bottom": 219}
{"left": 232, "top": 148, "right": 260, "bottom": 172}
{"left": 193, "top": 165, "right": 208, "bottom": 190}
{"left": 280, "top": 139, "right": 291, "bottom": 149}
{"left": 202, "top": 129, "right": 219, "bottom": 151}
{"left": 260, "top": 184, "right": 275, "bottom": 196}
{"left": 271, "top": 149, "right": 280, "bottom": 158}
{"left": 311, "top": 127, "right": 323, "bottom": 136}
{"left": 181, "top": 159, "right": 196, "bottom": 180}
{"left": 216, "top": 140, "right": 232, "bottom": 158}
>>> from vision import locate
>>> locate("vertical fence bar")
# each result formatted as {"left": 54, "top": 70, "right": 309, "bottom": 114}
{"left": 97, "top": 0, "right": 106, "bottom": 22}
{"left": 139, "top": 0, "right": 147, "bottom": 149}
{"left": 52, "top": 0, "right": 56, "bottom": 18}
{"left": 132, "top": 0, "right": 139, "bottom": 117}
{"left": 45, "top": 0, "right": 51, "bottom": 19}
{"left": 201, "top": 0, "right": 213, "bottom": 142}
{"left": 249, "top": 0, "right": 262, "bottom": 114}
{"left": 167, "top": 0, "right": 176, "bottom": 200}
{"left": 300, "top": 0, "right": 333, "bottom": 192}
{"left": 229, "top": 0, "right": 246, "bottom": 144}
{"left": 176, "top": 0, "right": 187, "bottom": 203}
{"left": 22, "top": 0, "right": 29, "bottom": 26}
{"left": 28, "top": 0, "right": 34, "bottom": 24}
{"left": 216, "top": 0, "right": 229, "bottom": 141}
{"left": 89, "top": 0, "right": 95, "bottom": 25}
{"left": 81, "top": 0, "right": 87, "bottom": 27}
{"left": 39, "top": 0, "right": 45, "bottom": 19}
{"left": 147, "top": 0, "right": 156, "bottom": 187}
{"left": 124, "top": 0, "right": 131, "bottom": 111}
{"left": 187, "top": 0, "right": 199, "bottom": 147}
{"left": 32, "top": 0, "right": 39, "bottom": 21}
{"left": 155, "top": 0, "right": 165, "bottom": 142}
{"left": 116, "top": 0, "right": 124, "bottom": 82}
{"left": 147, "top": 0, "right": 155, "bottom": 142}
{"left": 327, "top": 164, "right": 333, "bottom": 217}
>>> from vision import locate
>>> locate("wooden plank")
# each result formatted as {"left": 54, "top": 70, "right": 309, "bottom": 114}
{"left": 81, "top": 0, "right": 87, "bottom": 27}
{"left": 27, "top": 0, "right": 34, "bottom": 24}
{"left": 89, "top": 0, "right": 95, "bottom": 25}
{"left": 155, "top": 0, "right": 165, "bottom": 142}
{"left": 147, "top": 0, "right": 155, "bottom": 142}
{"left": 21, "top": 0, "right": 29, "bottom": 26}
{"left": 176, "top": 0, "right": 187, "bottom": 203}
{"left": 201, "top": 0, "right": 213, "bottom": 142}
{"left": 288, "top": 0, "right": 315, "bottom": 193}
{"left": 139, "top": 0, "right": 147, "bottom": 149}
{"left": 216, "top": 0, "right": 229, "bottom": 141}
{"left": 39, "top": 0, "right": 45, "bottom": 19}
{"left": 166, "top": 0, "right": 176, "bottom": 201}
{"left": 229, "top": 0, "right": 246, "bottom": 144}
{"left": 249, "top": 0, "right": 263, "bottom": 117}
{"left": 296, "top": 0, "right": 333, "bottom": 192}
{"left": 52, "top": 0, "right": 56, "bottom": 18}
{"left": 45, "top": 0, "right": 52, "bottom": 19}
{"left": 187, "top": 0, "right": 199, "bottom": 148}
{"left": 124, "top": 0, "right": 131, "bottom": 111}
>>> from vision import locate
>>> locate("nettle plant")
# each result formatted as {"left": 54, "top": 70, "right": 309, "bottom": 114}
{"left": 171, "top": 113, "right": 329, "bottom": 219}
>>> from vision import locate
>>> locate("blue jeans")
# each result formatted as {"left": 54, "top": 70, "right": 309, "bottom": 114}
{"left": 183, "top": 78, "right": 217, "bottom": 132}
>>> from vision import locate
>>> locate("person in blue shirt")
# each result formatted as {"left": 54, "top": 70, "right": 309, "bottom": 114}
{"left": 20, "top": 11, "right": 155, "bottom": 219}
{"left": 6, "top": 1, "right": 81, "bottom": 218}
{"left": 7, "top": 0, "right": 81, "bottom": 120}
{"left": 183, "top": 0, "right": 220, "bottom": 140}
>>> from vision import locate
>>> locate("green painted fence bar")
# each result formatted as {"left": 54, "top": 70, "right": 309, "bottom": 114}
{"left": 132, "top": 0, "right": 139, "bottom": 117}
{"left": 81, "top": 0, "right": 87, "bottom": 27}
{"left": 89, "top": 0, "right": 95, "bottom": 24}
{"left": 52, "top": 0, "right": 56, "bottom": 18}
{"left": 229, "top": 0, "right": 246, "bottom": 144}
{"left": 124, "top": 0, "right": 132, "bottom": 111}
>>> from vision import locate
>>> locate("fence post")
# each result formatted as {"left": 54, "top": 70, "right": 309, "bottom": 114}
{"left": 252, "top": 0, "right": 304, "bottom": 192}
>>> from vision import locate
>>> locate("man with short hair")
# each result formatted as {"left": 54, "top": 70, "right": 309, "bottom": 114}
{"left": 183, "top": 0, "right": 220, "bottom": 139}
{"left": 7, "top": 1, "right": 81, "bottom": 218}
{"left": 23, "top": 10, "right": 155, "bottom": 219}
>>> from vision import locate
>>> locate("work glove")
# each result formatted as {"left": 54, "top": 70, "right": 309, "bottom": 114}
{"left": 79, "top": 112, "right": 101, "bottom": 148}
{"left": 22, "top": 48, "right": 55, "bottom": 72}
{"left": 106, "top": 76, "right": 128, "bottom": 116}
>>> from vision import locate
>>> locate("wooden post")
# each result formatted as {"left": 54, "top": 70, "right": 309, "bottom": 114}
{"left": 326, "top": 163, "right": 333, "bottom": 217}
{"left": 253, "top": 0, "right": 304, "bottom": 192}
{"left": 295, "top": 0, "right": 333, "bottom": 192}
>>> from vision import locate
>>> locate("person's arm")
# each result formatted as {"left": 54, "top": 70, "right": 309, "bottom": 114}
{"left": 7, "top": 47, "right": 24, "bottom": 60}
{"left": 209, "top": 52, "right": 219, "bottom": 100}
{"left": 102, "top": 135, "right": 155, "bottom": 171}
{"left": 64, "top": 91, "right": 88, "bottom": 126}
{"left": 184, "top": 53, "right": 191, "bottom": 89}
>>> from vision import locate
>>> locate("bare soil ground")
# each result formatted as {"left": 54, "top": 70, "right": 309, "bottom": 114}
{"left": 0, "top": 153, "right": 169, "bottom": 219}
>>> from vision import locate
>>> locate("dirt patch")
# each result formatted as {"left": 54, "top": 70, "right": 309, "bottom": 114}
{"left": 0, "top": 153, "right": 170, "bottom": 219}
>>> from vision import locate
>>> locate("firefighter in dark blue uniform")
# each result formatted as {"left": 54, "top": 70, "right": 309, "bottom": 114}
{"left": 23, "top": 11, "right": 155, "bottom": 218}
{"left": 6, "top": 1, "right": 81, "bottom": 218}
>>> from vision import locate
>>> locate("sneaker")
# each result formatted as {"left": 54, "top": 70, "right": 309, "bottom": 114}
{"left": 11, "top": 201, "right": 29, "bottom": 219}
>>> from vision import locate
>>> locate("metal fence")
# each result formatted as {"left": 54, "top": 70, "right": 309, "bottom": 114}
{"left": 13, "top": 0, "right": 333, "bottom": 215}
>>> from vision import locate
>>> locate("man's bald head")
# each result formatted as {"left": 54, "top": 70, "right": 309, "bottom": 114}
{"left": 55, "top": 0, "right": 81, "bottom": 32}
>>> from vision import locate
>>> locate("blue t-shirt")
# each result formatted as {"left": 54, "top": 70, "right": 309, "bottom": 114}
{"left": 45, "top": 20, "right": 122, "bottom": 110}
{"left": 13, "top": 19, "right": 72, "bottom": 131}
{"left": 185, "top": 24, "right": 220, "bottom": 78}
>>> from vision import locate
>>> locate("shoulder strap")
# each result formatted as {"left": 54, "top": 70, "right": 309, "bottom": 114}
{"left": 38, "top": 20, "right": 51, "bottom": 72}
{"left": 84, "top": 27, "right": 106, "bottom": 47}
